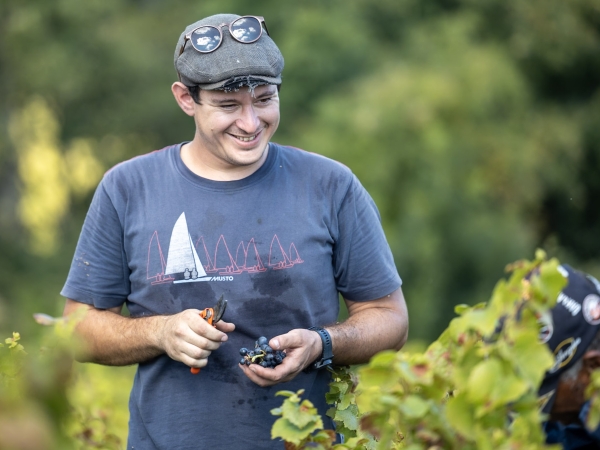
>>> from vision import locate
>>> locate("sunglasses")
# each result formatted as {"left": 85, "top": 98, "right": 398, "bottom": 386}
{"left": 178, "top": 16, "right": 269, "bottom": 55}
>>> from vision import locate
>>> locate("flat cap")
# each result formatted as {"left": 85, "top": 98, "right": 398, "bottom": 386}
{"left": 174, "top": 13, "right": 284, "bottom": 91}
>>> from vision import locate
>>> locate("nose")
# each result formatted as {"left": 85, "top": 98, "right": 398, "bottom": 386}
{"left": 235, "top": 104, "right": 261, "bottom": 134}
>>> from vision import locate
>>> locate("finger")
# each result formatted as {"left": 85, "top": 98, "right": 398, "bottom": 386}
{"left": 178, "top": 348, "right": 210, "bottom": 369}
{"left": 269, "top": 329, "right": 311, "bottom": 351}
{"left": 179, "top": 341, "right": 212, "bottom": 362}
{"left": 186, "top": 314, "right": 229, "bottom": 343}
{"left": 215, "top": 320, "right": 235, "bottom": 333}
{"left": 187, "top": 357, "right": 208, "bottom": 370}
{"left": 239, "top": 363, "right": 282, "bottom": 386}
{"left": 239, "top": 357, "right": 299, "bottom": 386}
{"left": 170, "top": 322, "right": 224, "bottom": 352}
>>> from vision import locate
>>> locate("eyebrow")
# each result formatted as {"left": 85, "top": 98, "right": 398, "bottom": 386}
{"left": 210, "top": 88, "right": 277, "bottom": 105}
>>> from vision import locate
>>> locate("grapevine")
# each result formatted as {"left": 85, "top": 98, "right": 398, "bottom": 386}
{"left": 271, "top": 250, "right": 600, "bottom": 449}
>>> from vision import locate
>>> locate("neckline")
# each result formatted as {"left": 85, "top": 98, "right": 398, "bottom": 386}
{"left": 171, "top": 142, "right": 279, "bottom": 192}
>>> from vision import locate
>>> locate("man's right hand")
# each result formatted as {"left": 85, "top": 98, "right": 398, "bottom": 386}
{"left": 158, "top": 309, "right": 234, "bottom": 370}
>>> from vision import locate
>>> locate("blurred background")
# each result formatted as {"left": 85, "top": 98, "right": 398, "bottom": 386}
{"left": 1, "top": 0, "right": 600, "bottom": 346}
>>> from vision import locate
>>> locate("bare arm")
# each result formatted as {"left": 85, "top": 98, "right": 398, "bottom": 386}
{"left": 326, "top": 287, "right": 408, "bottom": 365}
{"left": 240, "top": 287, "right": 408, "bottom": 386}
{"left": 63, "top": 299, "right": 235, "bottom": 368}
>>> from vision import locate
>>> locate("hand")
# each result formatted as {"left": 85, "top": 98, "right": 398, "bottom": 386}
{"left": 157, "top": 309, "right": 235, "bottom": 370}
{"left": 239, "top": 328, "right": 322, "bottom": 386}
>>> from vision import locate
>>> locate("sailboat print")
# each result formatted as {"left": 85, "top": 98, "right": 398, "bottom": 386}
{"left": 147, "top": 231, "right": 175, "bottom": 284}
{"left": 164, "top": 213, "right": 211, "bottom": 283}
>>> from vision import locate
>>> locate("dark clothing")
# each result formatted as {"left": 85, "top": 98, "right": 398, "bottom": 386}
{"left": 545, "top": 402, "right": 600, "bottom": 449}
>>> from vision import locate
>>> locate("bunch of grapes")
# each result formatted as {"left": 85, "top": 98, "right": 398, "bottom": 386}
{"left": 239, "top": 336, "right": 286, "bottom": 368}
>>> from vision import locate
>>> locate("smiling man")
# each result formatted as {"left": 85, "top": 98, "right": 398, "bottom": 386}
{"left": 173, "top": 84, "right": 280, "bottom": 180}
{"left": 61, "top": 13, "right": 408, "bottom": 450}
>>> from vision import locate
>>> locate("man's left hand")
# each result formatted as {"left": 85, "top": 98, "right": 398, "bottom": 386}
{"left": 239, "top": 328, "right": 321, "bottom": 386}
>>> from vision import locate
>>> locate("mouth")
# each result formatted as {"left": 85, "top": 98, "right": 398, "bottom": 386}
{"left": 230, "top": 130, "right": 261, "bottom": 143}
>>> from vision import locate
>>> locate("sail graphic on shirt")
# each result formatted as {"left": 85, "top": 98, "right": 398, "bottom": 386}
{"left": 269, "top": 234, "right": 294, "bottom": 270}
{"left": 235, "top": 238, "right": 267, "bottom": 273}
{"left": 148, "top": 212, "right": 304, "bottom": 285}
{"left": 147, "top": 231, "right": 175, "bottom": 284}
{"left": 164, "top": 212, "right": 211, "bottom": 283}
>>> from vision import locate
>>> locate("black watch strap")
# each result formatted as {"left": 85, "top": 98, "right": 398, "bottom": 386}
{"left": 308, "top": 326, "right": 334, "bottom": 370}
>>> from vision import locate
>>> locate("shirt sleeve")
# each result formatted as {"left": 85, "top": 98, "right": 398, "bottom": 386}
{"left": 333, "top": 174, "right": 401, "bottom": 301}
{"left": 60, "top": 176, "right": 130, "bottom": 309}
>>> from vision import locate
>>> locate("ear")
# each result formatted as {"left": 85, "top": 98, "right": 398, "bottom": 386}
{"left": 171, "top": 82, "right": 196, "bottom": 117}
{"left": 582, "top": 350, "right": 600, "bottom": 372}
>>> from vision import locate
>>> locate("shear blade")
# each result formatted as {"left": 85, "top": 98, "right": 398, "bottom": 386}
{"left": 213, "top": 295, "right": 227, "bottom": 323}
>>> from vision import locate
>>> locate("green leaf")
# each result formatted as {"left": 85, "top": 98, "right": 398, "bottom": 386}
{"left": 445, "top": 392, "right": 475, "bottom": 439}
{"left": 510, "top": 325, "right": 553, "bottom": 386}
{"left": 358, "top": 366, "right": 398, "bottom": 390}
{"left": 271, "top": 417, "right": 322, "bottom": 445}
{"left": 334, "top": 404, "right": 359, "bottom": 430}
{"left": 465, "top": 359, "right": 500, "bottom": 403}
{"left": 454, "top": 304, "right": 471, "bottom": 315}
{"left": 275, "top": 389, "right": 300, "bottom": 399}
{"left": 337, "top": 392, "right": 354, "bottom": 410}
{"left": 530, "top": 259, "right": 567, "bottom": 306}
{"left": 398, "top": 395, "right": 430, "bottom": 418}
{"left": 282, "top": 398, "right": 321, "bottom": 429}
{"left": 490, "top": 371, "right": 528, "bottom": 407}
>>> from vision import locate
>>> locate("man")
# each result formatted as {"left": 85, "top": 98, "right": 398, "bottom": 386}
{"left": 538, "top": 264, "right": 600, "bottom": 448}
{"left": 61, "top": 13, "right": 408, "bottom": 450}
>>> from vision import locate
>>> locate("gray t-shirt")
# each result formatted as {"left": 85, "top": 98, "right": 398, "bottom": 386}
{"left": 61, "top": 142, "right": 401, "bottom": 450}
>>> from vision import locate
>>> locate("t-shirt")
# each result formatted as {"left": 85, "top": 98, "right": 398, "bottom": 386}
{"left": 61, "top": 142, "right": 402, "bottom": 449}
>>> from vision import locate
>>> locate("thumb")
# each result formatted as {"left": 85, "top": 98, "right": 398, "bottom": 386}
{"left": 270, "top": 329, "right": 314, "bottom": 351}
{"left": 269, "top": 336, "right": 284, "bottom": 350}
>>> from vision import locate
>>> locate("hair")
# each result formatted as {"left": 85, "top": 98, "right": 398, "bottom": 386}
{"left": 560, "top": 328, "right": 600, "bottom": 382}
{"left": 187, "top": 85, "right": 202, "bottom": 104}
{"left": 185, "top": 84, "right": 282, "bottom": 105}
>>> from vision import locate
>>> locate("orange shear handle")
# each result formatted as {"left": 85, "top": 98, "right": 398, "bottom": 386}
{"left": 190, "top": 308, "right": 214, "bottom": 375}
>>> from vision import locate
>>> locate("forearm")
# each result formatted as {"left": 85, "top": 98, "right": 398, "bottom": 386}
{"left": 64, "top": 301, "right": 167, "bottom": 366}
{"left": 325, "top": 289, "right": 408, "bottom": 366}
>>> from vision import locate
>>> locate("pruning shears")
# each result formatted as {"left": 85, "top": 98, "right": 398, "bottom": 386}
{"left": 190, "top": 294, "right": 227, "bottom": 374}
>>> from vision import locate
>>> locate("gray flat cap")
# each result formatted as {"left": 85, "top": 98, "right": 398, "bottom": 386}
{"left": 174, "top": 13, "right": 284, "bottom": 90}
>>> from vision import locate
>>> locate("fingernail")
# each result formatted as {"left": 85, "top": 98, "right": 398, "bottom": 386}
{"left": 221, "top": 335, "right": 227, "bottom": 342}
{"left": 272, "top": 339, "right": 280, "bottom": 350}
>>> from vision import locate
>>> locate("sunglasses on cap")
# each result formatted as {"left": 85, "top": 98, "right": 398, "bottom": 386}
{"left": 178, "top": 16, "right": 269, "bottom": 55}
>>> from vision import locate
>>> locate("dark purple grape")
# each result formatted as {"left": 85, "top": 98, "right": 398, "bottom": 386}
{"left": 238, "top": 337, "right": 285, "bottom": 369}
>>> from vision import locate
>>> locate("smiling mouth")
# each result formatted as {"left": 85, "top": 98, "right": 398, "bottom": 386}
{"left": 231, "top": 131, "right": 260, "bottom": 142}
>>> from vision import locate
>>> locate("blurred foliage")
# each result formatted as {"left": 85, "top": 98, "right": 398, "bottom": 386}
{"left": 1, "top": 0, "right": 600, "bottom": 344}
{"left": 0, "top": 323, "right": 133, "bottom": 450}
{"left": 65, "top": 363, "right": 135, "bottom": 450}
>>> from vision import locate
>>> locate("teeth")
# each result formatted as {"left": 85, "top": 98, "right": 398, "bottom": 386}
{"left": 236, "top": 134, "right": 256, "bottom": 142}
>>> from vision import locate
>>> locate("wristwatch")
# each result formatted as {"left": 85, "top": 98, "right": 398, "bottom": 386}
{"left": 308, "top": 326, "right": 334, "bottom": 370}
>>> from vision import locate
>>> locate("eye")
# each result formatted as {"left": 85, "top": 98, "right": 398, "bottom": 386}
{"left": 220, "top": 104, "right": 238, "bottom": 110}
{"left": 256, "top": 96, "right": 275, "bottom": 106}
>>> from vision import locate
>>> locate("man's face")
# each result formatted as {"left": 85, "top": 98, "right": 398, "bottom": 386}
{"left": 191, "top": 84, "right": 280, "bottom": 172}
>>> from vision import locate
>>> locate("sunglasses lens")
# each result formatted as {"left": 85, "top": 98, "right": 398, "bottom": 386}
{"left": 190, "top": 26, "right": 221, "bottom": 53}
{"left": 230, "top": 17, "right": 262, "bottom": 43}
